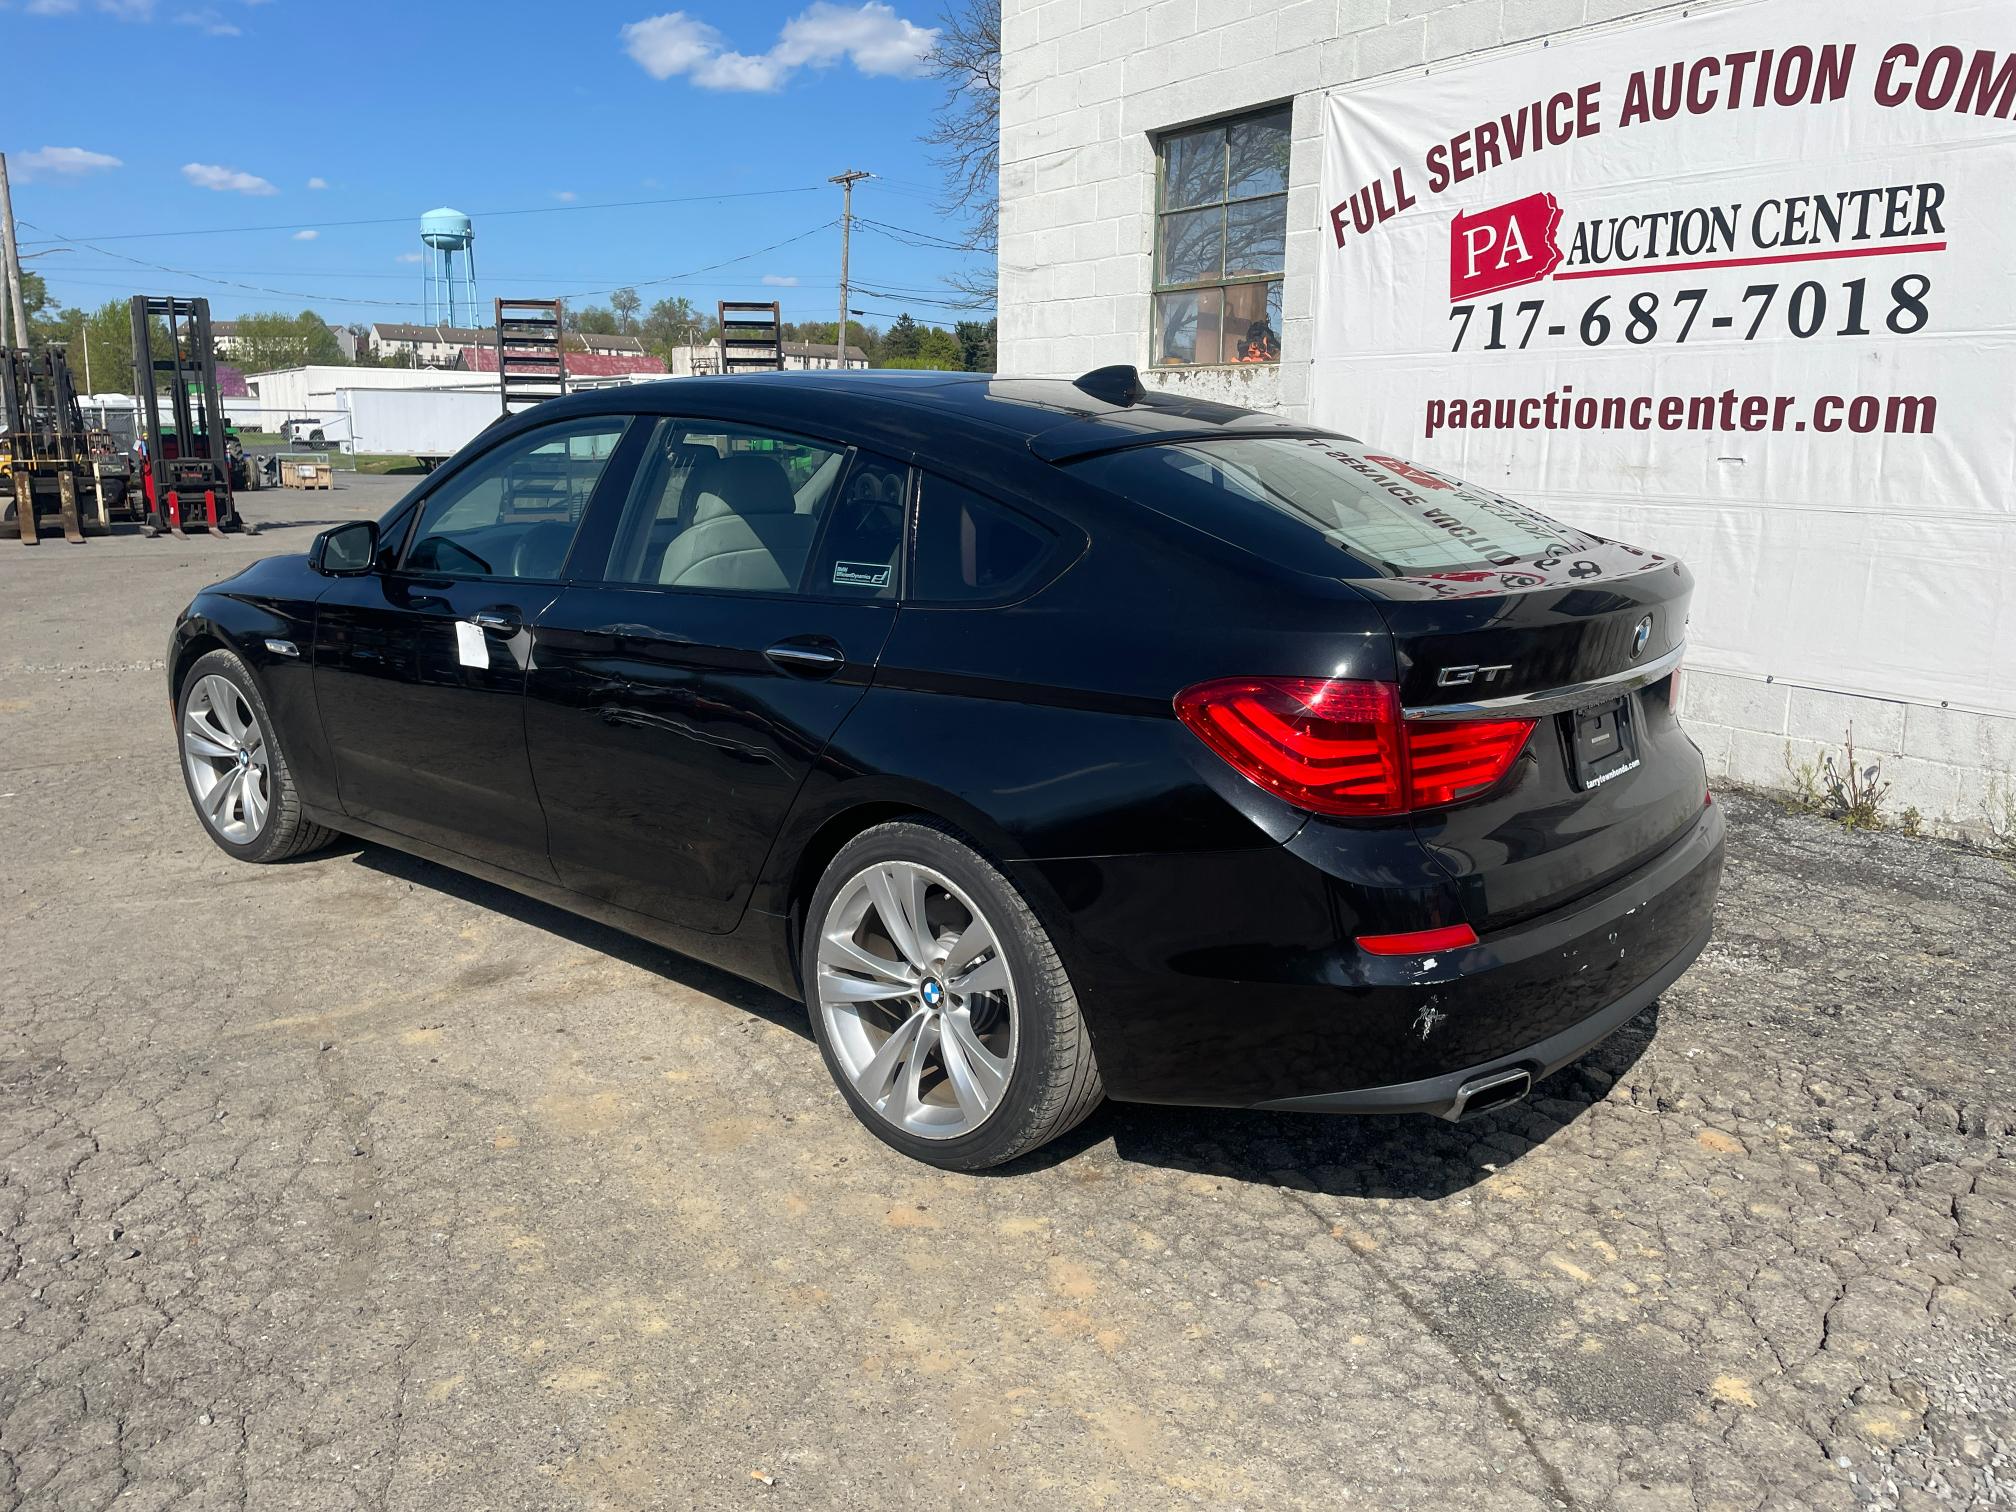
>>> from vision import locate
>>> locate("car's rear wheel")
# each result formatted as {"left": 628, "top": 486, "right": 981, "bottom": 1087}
{"left": 804, "top": 821, "right": 1103, "bottom": 1170}
{"left": 178, "top": 649, "right": 336, "bottom": 864}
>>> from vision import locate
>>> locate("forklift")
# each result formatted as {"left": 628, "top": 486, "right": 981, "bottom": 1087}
{"left": 130, "top": 295, "right": 252, "bottom": 538}
{"left": 1, "top": 343, "right": 91, "bottom": 545}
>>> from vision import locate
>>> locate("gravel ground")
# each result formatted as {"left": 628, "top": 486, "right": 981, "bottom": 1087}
{"left": 1, "top": 478, "right": 2011, "bottom": 1511}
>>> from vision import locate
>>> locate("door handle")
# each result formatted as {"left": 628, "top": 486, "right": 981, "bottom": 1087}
{"left": 470, "top": 609, "right": 520, "bottom": 636}
{"left": 765, "top": 637, "right": 845, "bottom": 677}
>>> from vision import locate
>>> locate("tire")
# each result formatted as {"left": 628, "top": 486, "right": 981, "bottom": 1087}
{"left": 176, "top": 648, "right": 337, "bottom": 864}
{"left": 802, "top": 819, "right": 1104, "bottom": 1170}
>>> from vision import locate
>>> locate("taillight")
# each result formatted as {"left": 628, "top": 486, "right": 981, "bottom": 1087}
{"left": 1175, "top": 677, "right": 1533, "bottom": 817}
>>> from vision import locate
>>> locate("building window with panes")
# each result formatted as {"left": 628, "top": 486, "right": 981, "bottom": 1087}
{"left": 1152, "top": 104, "right": 1290, "bottom": 368}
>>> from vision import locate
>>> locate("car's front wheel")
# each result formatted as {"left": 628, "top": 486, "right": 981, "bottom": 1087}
{"left": 803, "top": 820, "right": 1104, "bottom": 1170}
{"left": 177, "top": 648, "right": 336, "bottom": 863}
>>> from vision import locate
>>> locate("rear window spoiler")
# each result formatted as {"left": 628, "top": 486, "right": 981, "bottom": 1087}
{"left": 1029, "top": 419, "right": 1349, "bottom": 464}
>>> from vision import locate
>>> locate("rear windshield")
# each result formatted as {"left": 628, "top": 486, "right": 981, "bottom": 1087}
{"left": 1068, "top": 436, "right": 1594, "bottom": 576}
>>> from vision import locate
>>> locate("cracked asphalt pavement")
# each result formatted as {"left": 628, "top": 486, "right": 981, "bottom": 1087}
{"left": 2, "top": 477, "right": 2013, "bottom": 1510}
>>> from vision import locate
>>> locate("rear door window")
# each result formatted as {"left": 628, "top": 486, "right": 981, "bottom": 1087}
{"left": 1068, "top": 436, "right": 1593, "bottom": 576}
{"left": 585, "top": 420, "right": 850, "bottom": 595}
{"left": 809, "top": 453, "right": 907, "bottom": 600}
{"left": 910, "top": 475, "right": 1055, "bottom": 603}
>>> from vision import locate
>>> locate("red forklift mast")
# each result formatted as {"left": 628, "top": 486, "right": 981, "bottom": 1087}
{"left": 130, "top": 295, "right": 253, "bottom": 538}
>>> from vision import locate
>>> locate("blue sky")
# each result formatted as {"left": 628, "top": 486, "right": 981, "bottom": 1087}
{"left": 2, "top": 0, "right": 985, "bottom": 330}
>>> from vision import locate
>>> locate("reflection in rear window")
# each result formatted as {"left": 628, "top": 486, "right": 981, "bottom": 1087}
{"left": 1069, "top": 436, "right": 1592, "bottom": 575}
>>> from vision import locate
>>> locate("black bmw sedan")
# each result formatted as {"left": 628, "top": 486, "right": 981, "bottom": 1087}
{"left": 168, "top": 369, "right": 1722, "bottom": 1170}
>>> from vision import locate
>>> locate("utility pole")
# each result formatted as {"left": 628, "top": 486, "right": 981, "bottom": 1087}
{"left": 830, "top": 169, "right": 871, "bottom": 370}
{"left": 0, "top": 152, "right": 24, "bottom": 351}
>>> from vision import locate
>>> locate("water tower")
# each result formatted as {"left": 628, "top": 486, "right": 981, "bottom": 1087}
{"left": 419, "top": 207, "right": 479, "bottom": 328}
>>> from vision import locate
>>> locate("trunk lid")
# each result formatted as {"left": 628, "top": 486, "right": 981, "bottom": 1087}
{"left": 1352, "top": 541, "right": 1705, "bottom": 927}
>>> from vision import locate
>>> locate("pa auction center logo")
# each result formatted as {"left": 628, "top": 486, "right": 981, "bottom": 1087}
{"left": 1449, "top": 192, "right": 1566, "bottom": 300}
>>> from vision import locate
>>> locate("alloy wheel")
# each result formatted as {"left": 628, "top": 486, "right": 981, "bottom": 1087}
{"left": 815, "top": 860, "right": 1017, "bottom": 1139}
{"left": 182, "top": 674, "right": 270, "bottom": 845}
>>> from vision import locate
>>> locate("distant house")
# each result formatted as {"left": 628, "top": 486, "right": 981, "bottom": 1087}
{"left": 455, "top": 347, "right": 666, "bottom": 378}
{"left": 660, "top": 340, "right": 870, "bottom": 377}
{"left": 369, "top": 323, "right": 649, "bottom": 367}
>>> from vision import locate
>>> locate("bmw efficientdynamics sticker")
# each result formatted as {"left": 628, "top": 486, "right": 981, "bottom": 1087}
{"left": 833, "top": 562, "right": 893, "bottom": 588}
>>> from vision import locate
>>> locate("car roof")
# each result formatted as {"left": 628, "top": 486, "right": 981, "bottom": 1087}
{"left": 553, "top": 370, "right": 1326, "bottom": 461}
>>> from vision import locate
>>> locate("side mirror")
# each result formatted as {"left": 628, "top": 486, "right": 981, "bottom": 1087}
{"left": 311, "top": 519, "right": 378, "bottom": 576}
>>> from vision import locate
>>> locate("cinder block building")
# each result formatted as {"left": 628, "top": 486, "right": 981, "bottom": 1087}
{"left": 998, "top": 0, "right": 2016, "bottom": 838}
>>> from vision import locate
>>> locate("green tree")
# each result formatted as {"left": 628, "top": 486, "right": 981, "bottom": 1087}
{"left": 882, "top": 313, "right": 922, "bottom": 361}
{"left": 571, "top": 304, "right": 618, "bottom": 336}
{"left": 226, "top": 310, "right": 347, "bottom": 371}
{"left": 954, "top": 319, "right": 996, "bottom": 372}
{"left": 51, "top": 299, "right": 165, "bottom": 398}
{"left": 641, "top": 296, "right": 701, "bottom": 356}
{"left": 610, "top": 287, "right": 642, "bottom": 335}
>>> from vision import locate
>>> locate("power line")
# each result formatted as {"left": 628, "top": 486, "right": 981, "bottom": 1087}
{"left": 18, "top": 216, "right": 839, "bottom": 313}
{"left": 854, "top": 216, "right": 975, "bottom": 253}
{"left": 47, "top": 262, "right": 835, "bottom": 285}
{"left": 15, "top": 185, "right": 826, "bottom": 249}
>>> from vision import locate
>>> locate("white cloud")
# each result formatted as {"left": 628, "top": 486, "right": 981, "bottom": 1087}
{"left": 11, "top": 146, "right": 123, "bottom": 182}
{"left": 621, "top": 2, "right": 934, "bottom": 93}
{"left": 694, "top": 50, "right": 787, "bottom": 90}
{"left": 760, "top": 274, "right": 799, "bottom": 287}
{"left": 98, "top": 0, "right": 155, "bottom": 17}
{"left": 25, "top": 0, "right": 82, "bottom": 15}
{"left": 306, "top": 176, "right": 328, "bottom": 190}
{"left": 620, "top": 12, "right": 722, "bottom": 79}
{"left": 774, "top": 1, "right": 933, "bottom": 75}
{"left": 176, "top": 7, "right": 240, "bottom": 34}
{"left": 553, "top": 190, "right": 577, "bottom": 203}
{"left": 292, "top": 229, "right": 318, "bottom": 240}
{"left": 395, "top": 252, "right": 424, "bottom": 263}
{"left": 182, "top": 162, "right": 278, "bottom": 195}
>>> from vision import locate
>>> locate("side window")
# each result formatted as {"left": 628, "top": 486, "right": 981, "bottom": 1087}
{"left": 403, "top": 417, "right": 628, "bottom": 580}
{"left": 809, "top": 454, "right": 907, "bottom": 600}
{"left": 911, "top": 474, "right": 1054, "bottom": 603}
{"left": 591, "top": 420, "right": 849, "bottom": 594}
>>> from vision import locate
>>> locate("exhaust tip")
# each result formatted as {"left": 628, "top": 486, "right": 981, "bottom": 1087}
{"left": 1444, "top": 1068, "right": 1531, "bottom": 1122}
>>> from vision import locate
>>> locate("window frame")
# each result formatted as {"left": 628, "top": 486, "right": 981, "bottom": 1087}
{"left": 1150, "top": 102, "right": 1292, "bottom": 371}
{"left": 390, "top": 413, "right": 639, "bottom": 584}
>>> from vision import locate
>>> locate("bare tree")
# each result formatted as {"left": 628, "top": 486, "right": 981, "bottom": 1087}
{"left": 923, "top": 0, "right": 1000, "bottom": 305}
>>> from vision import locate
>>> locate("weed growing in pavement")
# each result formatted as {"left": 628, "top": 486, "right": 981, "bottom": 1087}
{"left": 1782, "top": 745, "right": 1826, "bottom": 813}
{"left": 1783, "top": 727, "right": 1890, "bottom": 830}
{"left": 1984, "top": 777, "right": 2016, "bottom": 859}
{"left": 1820, "top": 725, "right": 1891, "bottom": 830}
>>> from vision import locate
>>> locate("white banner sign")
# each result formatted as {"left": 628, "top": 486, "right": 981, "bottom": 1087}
{"left": 1312, "top": 0, "right": 2016, "bottom": 718}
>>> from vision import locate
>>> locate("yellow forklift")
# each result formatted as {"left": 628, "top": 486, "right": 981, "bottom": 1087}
{"left": 1, "top": 344, "right": 90, "bottom": 545}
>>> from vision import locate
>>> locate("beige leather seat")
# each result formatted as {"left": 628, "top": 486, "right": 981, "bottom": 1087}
{"left": 658, "top": 454, "right": 816, "bottom": 592}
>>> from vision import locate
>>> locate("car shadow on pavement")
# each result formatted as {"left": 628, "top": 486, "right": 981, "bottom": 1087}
{"left": 328, "top": 836, "right": 1656, "bottom": 1195}
{"left": 1011, "top": 1004, "right": 1662, "bottom": 1202}
{"left": 343, "top": 841, "right": 813, "bottom": 1041}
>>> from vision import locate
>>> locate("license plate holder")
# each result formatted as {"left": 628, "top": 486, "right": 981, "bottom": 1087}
{"left": 1570, "top": 696, "right": 1639, "bottom": 790}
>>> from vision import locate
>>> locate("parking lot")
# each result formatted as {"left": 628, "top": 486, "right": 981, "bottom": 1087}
{"left": 1, "top": 477, "right": 2011, "bottom": 1511}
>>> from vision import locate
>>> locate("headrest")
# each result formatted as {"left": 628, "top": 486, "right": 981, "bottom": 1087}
{"left": 689, "top": 452, "right": 794, "bottom": 521}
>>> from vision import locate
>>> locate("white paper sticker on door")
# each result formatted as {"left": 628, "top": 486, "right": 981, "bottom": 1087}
{"left": 454, "top": 619, "right": 488, "bottom": 670}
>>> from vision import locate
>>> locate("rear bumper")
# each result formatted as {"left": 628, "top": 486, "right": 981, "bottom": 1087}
{"left": 1250, "top": 915, "right": 1708, "bottom": 1118}
{"left": 1016, "top": 800, "right": 1724, "bottom": 1109}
